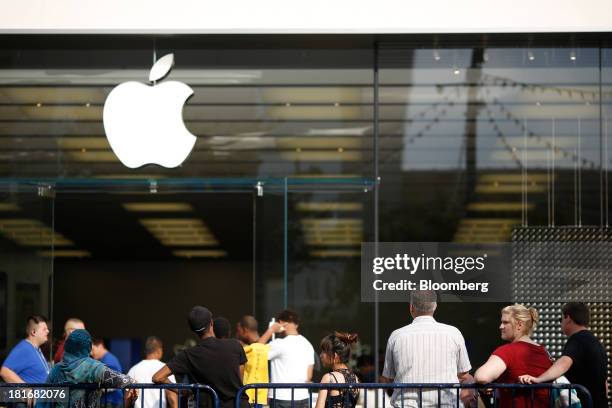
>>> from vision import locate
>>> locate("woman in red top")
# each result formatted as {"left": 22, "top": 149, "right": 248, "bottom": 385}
{"left": 474, "top": 304, "right": 552, "bottom": 408}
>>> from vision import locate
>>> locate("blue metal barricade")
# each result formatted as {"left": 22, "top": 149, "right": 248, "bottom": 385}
{"left": 125, "top": 384, "right": 220, "bottom": 408}
{"left": 0, "top": 382, "right": 591, "bottom": 408}
{"left": 0, "top": 383, "right": 220, "bottom": 408}
{"left": 236, "top": 383, "right": 593, "bottom": 408}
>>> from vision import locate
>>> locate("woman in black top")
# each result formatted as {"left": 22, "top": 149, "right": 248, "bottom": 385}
{"left": 314, "top": 332, "right": 360, "bottom": 408}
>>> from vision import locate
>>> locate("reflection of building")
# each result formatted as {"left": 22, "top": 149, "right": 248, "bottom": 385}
{"left": 0, "top": 3, "right": 611, "bottom": 391}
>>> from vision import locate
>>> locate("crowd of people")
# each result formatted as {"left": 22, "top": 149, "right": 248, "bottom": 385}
{"left": 0, "top": 292, "right": 608, "bottom": 408}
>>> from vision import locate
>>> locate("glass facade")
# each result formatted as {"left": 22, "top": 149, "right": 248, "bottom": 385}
{"left": 0, "top": 34, "right": 610, "bottom": 381}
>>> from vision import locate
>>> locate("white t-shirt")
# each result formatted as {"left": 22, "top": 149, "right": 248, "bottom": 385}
{"left": 127, "top": 359, "right": 176, "bottom": 408}
{"left": 268, "top": 334, "right": 315, "bottom": 401}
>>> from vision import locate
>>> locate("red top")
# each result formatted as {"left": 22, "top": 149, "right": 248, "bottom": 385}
{"left": 53, "top": 339, "right": 65, "bottom": 363}
{"left": 492, "top": 341, "right": 553, "bottom": 408}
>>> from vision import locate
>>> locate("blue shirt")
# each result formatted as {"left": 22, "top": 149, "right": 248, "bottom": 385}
{"left": 100, "top": 351, "right": 123, "bottom": 405}
{"left": 2, "top": 339, "right": 50, "bottom": 383}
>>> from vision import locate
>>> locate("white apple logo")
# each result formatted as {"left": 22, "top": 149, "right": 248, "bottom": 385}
{"left": 103, "top": 53, "right": 196, "bottom": 168}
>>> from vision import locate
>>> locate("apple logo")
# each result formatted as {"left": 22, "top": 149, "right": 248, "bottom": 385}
{"left": 103, "top": 53, "right": 196, "bottom": 168}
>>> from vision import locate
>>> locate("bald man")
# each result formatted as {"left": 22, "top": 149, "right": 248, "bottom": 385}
{"left": 54, "top": 318, "right": 85, "bottom": 363}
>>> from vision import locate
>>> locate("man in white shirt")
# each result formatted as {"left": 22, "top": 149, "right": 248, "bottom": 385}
{"left": 259, "top": 310, "right": 314, "bottom": 408}
{"left": 128, "top": 336, "right": 177, "bottom": 408}
{"left": 381, "top": 291, "right": 475, "bottom": 408}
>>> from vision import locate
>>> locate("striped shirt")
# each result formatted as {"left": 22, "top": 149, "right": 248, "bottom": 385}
{"left": 383, "top": 315, "right": 471, "bottom": 408}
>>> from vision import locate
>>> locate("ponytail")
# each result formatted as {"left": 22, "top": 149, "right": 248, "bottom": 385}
{"left": 320, "top": 331, "right": 359, "bottom": 363}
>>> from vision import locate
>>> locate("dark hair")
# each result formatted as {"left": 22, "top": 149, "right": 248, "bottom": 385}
{"left": 25, "top": 315, "right": 47, "bottom": 336}
{"left": 213, "top": 317, "right": 231, "bottom": 339}
{"left": 92, "top": 337, "right": 105, "bottom": 347}
{"left": 276, "top": 310, "right": 299, "bottom": 325}
{"left": 562, "top": 302, "right": 590, "bottom": 326}
{"left": 320, "top": 331, "right": 359, "bottom": 363}
{"left": 238, "top": 315, "right": 259, "bottom": 332}
{"left": 144, "top": 336, "right": 163, "bottom": 356}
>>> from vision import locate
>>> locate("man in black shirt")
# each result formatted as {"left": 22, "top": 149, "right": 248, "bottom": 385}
{"left": 519, "top": 302, "right": 609, "bottom": 408}
{"left": 153, "top": 306, "right": 249, "bottom": 408}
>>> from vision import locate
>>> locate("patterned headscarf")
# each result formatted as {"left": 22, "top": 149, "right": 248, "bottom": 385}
{"left": 48, "top": 329, "right": 106, "bottom": 384}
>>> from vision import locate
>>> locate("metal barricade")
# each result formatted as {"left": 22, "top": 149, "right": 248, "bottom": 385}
{"left": 237, "top": 383, "right": 593, "bottom": 408}
{"left": 0, "top": 383, "right": 220, "bottom": 408}
{"left": 125, "top": 384, "right": 220, "bottom": 408}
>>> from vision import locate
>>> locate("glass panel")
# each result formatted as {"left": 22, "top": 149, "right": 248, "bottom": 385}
{"left": 604, "top": 47, "right": 612, "bottom": 228}
{"left": 254, "top": 177, "right": 375, "bottom": 381}
{"left": 0, "top": 37, "right": 374, "bottom": 180}
{"left": 52, "top": 188, "right": 254, "bottom": 366}
{"left": 0, "top": 183, "right": 54, "bottom": 363}
{"left": 378, "top": 39, "right": 604, "bottom": 368}
{"left": 287, "top": 179, "right": 375, "bottom": 380}
{"left": 254, "top": 187, "right": 285, "bottom": 323}
{"left": 0, "top": 37, "right": 376, "bottom": 368}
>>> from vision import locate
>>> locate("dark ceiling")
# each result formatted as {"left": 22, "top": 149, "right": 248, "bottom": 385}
{"left": 0, "top": 191, "right": 255, "bottom": 260}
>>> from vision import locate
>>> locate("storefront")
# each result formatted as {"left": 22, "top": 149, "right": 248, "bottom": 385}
{"left": 0, "top": 2, "right": 611, "bottom": 384}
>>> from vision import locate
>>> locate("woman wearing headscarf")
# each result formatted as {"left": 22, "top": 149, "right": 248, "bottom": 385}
{"left": 41, "top": 329, "right": 136, "bottom": 408}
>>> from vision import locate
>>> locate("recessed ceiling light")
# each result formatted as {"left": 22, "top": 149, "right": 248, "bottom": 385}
{"left": 66, "top": 151, "right": 117, "bottom": 162}
{"left": 0, "top": 203, "right": 20, "bottom": 211}
{"left": 301, "top": 218, "right": 363, "bottom": 246}
{"left": 297, "top": 202, "right": 363, "bottom": 212}
{"left": 280, "top": 151, "right": 361, "bottom": 162}
{"left": 38, "top": 250, "right": 91, "bottom": 258}
{"left": 173, "top": 249, "right": 227, "bottom": 258}
{"left": 305, "top": 127, "right": 370, "bottom": 136}
{"left": 467, "top": 202, "right": 534, "bottom": 212}
{"left": 139, "top": 218, "right": 219, "bottom": 246}
{"left": 123, "top": 202, "right": 193, "bottom": 212}
{"left": 310, "top": 249, "right": 361, "bottom": 258}
{"left": 0, "top": 219, "right": 73, "bottom": 246}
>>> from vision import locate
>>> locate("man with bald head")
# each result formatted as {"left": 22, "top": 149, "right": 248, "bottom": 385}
{"left": 54, "top": 318, "right": 85, "bottom": 363}
{"left": 236, "top": 316, "right": 269, "bottom": 408}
